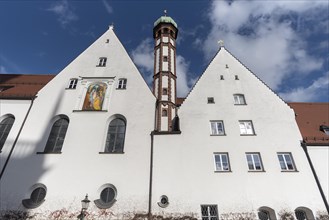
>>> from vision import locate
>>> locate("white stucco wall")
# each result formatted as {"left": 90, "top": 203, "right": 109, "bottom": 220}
{"left": 0, "top": 99, "right": 31, "bottom": 172}
{"left": 308, "top": 146, "right": 329, "bottom": 201}
{"left": 0, "top": 27, "right": 155, "bottom": 215}
{"left": 151, "top": 48, "right": 326, "bottom": 217}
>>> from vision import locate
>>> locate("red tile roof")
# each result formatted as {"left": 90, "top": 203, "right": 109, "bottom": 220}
{"left": 289, "top": 102, "right": 329, "bottom": 145}
{"left": 0, "top": 74, "right": 55, "bottom": 99}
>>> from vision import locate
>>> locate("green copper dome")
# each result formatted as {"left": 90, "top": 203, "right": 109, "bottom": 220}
{"left": 154, "top": 16, "right": 177, "bottom": 28}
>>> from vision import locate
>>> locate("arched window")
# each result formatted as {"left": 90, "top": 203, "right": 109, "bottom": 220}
{"left": 295, "top": 207, "right": 314, "bottom": 220}
{"left": 44, "top": 117, "right": 69, "bottom": 153}
{"left": 0, "top": 116, "right": 15, "bottom": 152}
{"left": 258, "top": 207, "right": 276, "bottom": 220}
{"left": 105, "top": 118, "right": 126, "bottom": 153}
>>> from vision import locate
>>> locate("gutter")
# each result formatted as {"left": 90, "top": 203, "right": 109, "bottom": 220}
{"left": 0, "top": 98, "right": 35, "bottom": 180}
{"left": 301, "top": 141, "right": 329, "bottom": 212}
{"left": 148, "top": 131, "right": 154, "bottom": 219}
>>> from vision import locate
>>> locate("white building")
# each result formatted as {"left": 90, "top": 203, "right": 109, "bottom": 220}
{"left": 0, "top": 15, "right": 328, "bottom": 220}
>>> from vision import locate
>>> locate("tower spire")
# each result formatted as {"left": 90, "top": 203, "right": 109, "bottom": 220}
{"left": 153, "top": 14, "right": 178, "bottom": 132}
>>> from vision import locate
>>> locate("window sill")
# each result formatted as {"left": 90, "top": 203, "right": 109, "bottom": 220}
{"left": 240, "top": 134, "right": 256, "bottom": 136}
{"left": 248, "top": 170, "right": 265, "bottom": 172}
{"left": 116, "top": 88, "right": 126, "bottom": 90}
{"left": 36, "top": 152, "right": 62, "bottom": 154}
{"left": 65, "top": 88, "right": 76, "bottom": 90}
{"left": 234, "top": 104, "right": 247, "bottom": 106}
{"left": 96, "top": 65, "right": 106, "bottom": 67}
{"left": 210, "top": 134, "right": 226, "bottom": 136}
{"left": 99, "top": 152, "right": 125, "bottom": 154}
{"left": 281, "top": 170, "right": 299, "bottom": 172}
{"left": 73, "top": 110, "right": 108, "bottom": 112}
{"left": 214, "top": 170, "right": 232, "bottom": 173}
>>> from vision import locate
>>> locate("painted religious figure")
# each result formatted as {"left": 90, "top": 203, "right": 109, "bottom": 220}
{"left": 82, "top": 82, "right": 107, "bottom": 110}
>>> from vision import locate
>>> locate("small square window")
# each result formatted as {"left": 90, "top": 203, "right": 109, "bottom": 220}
{"left": 214, "top": 153, "right": 230, "bottom": 171}
{"left": 210, "top": 121, "right": 225, "bottom": 135}
{"left": 246, "top": 153, "right": 263, "bottom": 171}
{"left": 162, "top": 88, "right": 168, "bottom": 95}
{"left": 234, "top": 94, "right": 246, "bottom": 105}
{"left": 235, "top": 75, "right": 239, "bottom": 80}
{"left": 277, "top": 153, "right": 296, "bottom": 171}
{"left": 97, "top": 57, "right": 107, "bottom": 67}
{"left": 163, "top": 56, "right": 168, "bottom": 62}
{"left": 239, "top": 120, "right": 255, "bottom": 135}
{"left": 117, "top": 78, "right": 127, "bottom": 89}
{"left": 68, "top": 78, "right": 78, "bottom": 89}
{"left": 220, "top": 75, "right": 224, "bottom": 80}
{"left": 207, "top": 97, "right": 214, "bottom": 104}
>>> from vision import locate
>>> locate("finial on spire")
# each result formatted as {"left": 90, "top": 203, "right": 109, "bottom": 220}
{"left": 164, "top": 9, "right": 167, "bottom": 17}
{"left": 218, "top": 40, "right": 224, "bottom": 47}
{"left": 109, "top": 22, "right": 114, "bottom": 30}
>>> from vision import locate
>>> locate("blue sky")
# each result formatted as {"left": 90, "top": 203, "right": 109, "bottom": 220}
{"left": 0, "top": 0, "right": 328, "bottom": 102}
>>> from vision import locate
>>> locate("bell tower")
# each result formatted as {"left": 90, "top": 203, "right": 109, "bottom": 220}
{"left": 153, "top": 11, "right": 178, "bottom": 132}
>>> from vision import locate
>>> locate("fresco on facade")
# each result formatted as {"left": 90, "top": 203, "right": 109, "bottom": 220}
{"left": 82, "top": 82, "right": 107, "bottom": 110}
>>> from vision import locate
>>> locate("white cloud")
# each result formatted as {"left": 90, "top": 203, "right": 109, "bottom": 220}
{"left": 131, "top": 38, "right": 192, "bottom": 97}
{"left": 279, "top": 72, "right": 329, "bottom": 102}
{"left": 102, "top": 0, "right": 113, "bottom": 14}
{"left": 47, "top": 0, "right": 78, "bottom": 27}
{"left": 202, "top": 0, "right": 327, "bottom": 90}
{"left": 0, "top": 54, "right": 23, "bottom": 73}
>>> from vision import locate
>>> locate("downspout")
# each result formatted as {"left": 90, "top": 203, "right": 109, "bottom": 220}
{"left": 148, "top": 131, "right": 154, "bottom": 219}
{"left": 301, "top": 141, "right": 329, "bottom": 212}
{"left": 0, "top": 98, "right": 35, "bottom": 180}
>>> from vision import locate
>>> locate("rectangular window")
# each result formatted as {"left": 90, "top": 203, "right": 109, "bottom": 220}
{"left": 246, "top": 153, "right": 263, "bottom": 171}
{"left": 239, "top": 121, "right": 255, "bottom": 135}
{"left": 277, "top": 153, "right": 296, "bottom": 171}
{"left": 201, "top": 205, "right": 218, "bottom": 220}
{"left": 234, "top": 94, "right": 246, "bottom": 105}
{"left": 97, "top": 57, "right": 107, "bottom": 67}
{"left": 117, "top": 78, "right": 127, "bottom": 89}
{"left": 210, "top": 121, "right": 225, "bottom": 135}
{"left": 214, "top": 153, "right": 230, "bottom": 171}
{"left": 162, "top": 88, "right": 168, "bottom": 95}
{"left": 163, "top": 56, "right": 168, "bottom": 62}
{"left": 68, "top": 78, "right": 78, "bottom": 89}
{"left": 207, "top": 97, "right": 214, "bottom": 104}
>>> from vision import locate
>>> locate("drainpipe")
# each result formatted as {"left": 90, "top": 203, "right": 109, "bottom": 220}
{"left": 0, "top": 98, "right": 35, "bottom": 180}
{"left": 148, "top": 131, "right": 154, "bottom": 219}
{"left": 301, "top": 141, "right": 329, "bottom": 212}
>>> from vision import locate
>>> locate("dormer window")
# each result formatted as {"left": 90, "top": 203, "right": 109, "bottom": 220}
{"left": 97, "top": 57, "right": 107, "bottom": 67}
{"left": 320, "top": 125, "right": 329, "bottom": 135}
{"left": 68, "top": 78, "right": 78, "bottom": 89}
{"left": 117, "top": 78, "right": 127, "bottom": 89}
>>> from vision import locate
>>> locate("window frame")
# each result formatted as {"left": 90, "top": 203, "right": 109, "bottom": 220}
{"left": 94, "top": 184, "right": 117, "bottom": 209}
{"left": 201, "top": 204, "right": 219, "bottom": 220}
{"left": 277, "top": 152, "right": 297, "bottom": 171}
{"left": 207, "top": 97, "right": 215, "bottom": 104}
{"left": 22, "top": 183, "right": 47, "bottom": 209}
{"left": 210, "top": 121, "right": 225, "bottom": 136}
{"left": 67, "top": 78, "right": 78, "bottom": 89}
{"left": 239, "top": 120, "right": 255, "bottom": 135}
{"left": 234, "top": 94, "right": 246, "bottom": 105}
{"left": 0, "top": 116, "right": 15, "bottom": 152}
{"left": 213, "top": 153, "right": 231, "bottom": 172}
{"left": 97, "top": 57, "right": 107, "bottom": 67}
{"left": 104, "top": 118, "right": 126, "bottom": 154}
{"left": 117, "top": 78, "right": 127, "bottom": 90}
{"left": 42, "top": 117, "right": 69, "bottom": 154}
{"left": 246, "top": 153, "right": 264, "bottom": 171}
